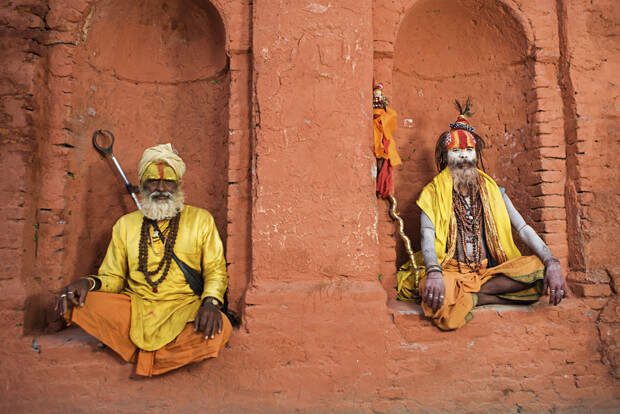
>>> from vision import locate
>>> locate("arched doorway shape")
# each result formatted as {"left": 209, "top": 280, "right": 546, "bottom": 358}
{"left": 390, "top": 0, "right": 536, "bottom": 274}
{"left": 24, "top": 0, "right": 253, "bottom": 331}
{"left": 67, "top": 0, "right": 230, "bottom": 296}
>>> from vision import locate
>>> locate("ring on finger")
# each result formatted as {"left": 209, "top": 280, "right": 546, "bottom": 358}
{"left": 439, "top": 295, "right": 445, "bottom": 299}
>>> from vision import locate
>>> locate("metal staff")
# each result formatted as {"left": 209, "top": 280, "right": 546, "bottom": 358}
{"left": 92, "top": 129, "right": 142, "bottom": 210}
{"left": 387, "top": 195, "right": 416, "bottom": 269}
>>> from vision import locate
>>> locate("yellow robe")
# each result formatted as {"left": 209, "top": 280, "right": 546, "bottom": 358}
{"left": 94, "top": 205, "right": 228, "bottom": 351}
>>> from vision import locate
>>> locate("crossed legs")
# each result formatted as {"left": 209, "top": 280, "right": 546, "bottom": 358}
{"left": 476, "top": 275, "right": 535, "bottom": 306}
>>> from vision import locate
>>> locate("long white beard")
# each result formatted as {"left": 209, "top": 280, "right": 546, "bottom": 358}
{"left": 449, "top": 159, "right": 479, "bottom": 195}
{"left": 140, "top": 188, "right": 185, "bottom": 221}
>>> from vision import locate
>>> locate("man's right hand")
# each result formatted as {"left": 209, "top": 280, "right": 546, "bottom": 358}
{"left": 194, "top": 300, "right": 223, "bottom": 340}
{"left": 56, "top": 278, "right": 91, "bottom": 317}
{"left": 423, "top": 271, "right": 445, "bottom": 312}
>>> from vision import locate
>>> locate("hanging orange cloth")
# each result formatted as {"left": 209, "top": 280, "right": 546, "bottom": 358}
{"left": 374, "top": 107, "right": 402, "bottom": 198}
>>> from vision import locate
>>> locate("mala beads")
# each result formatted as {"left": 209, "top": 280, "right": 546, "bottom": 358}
{"left": 453, "top": 188, "right": 483, "bottom": 273}
{"left": 137, "top": 213, "right": 181, "bottom": 292}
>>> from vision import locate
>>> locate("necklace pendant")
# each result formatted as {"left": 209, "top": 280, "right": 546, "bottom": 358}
{"left": 152, "top": 287, "right": 158, "bottom": 293}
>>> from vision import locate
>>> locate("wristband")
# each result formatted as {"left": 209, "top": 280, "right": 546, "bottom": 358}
{"left": 426, "top": 264, "right": 443, "bottom": 275}
{"left": 543, "top": 257, "right": 560, "bottom": 267}
{"left": 85, "top": 277, "right": 101, "bottom": 291}
{"left": 203, "top": 296, "right": 222, "bottom": 309}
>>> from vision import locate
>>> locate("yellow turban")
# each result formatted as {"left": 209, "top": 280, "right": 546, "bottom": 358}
{"left": 138, "top": 144, "right": 186, "bottom": 184}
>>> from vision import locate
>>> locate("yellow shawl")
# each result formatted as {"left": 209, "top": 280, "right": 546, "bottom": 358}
{"left": 416, "top": 168, "right": 521, "bottom": 265}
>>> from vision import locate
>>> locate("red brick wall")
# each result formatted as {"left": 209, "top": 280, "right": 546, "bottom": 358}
{"left": 0, "top": 0, "right": 618, "bottom": 411}
{"left": 561, "top": 0, "right": 619, "bottom": 376}
{"left": 0, "top": 0, "right": 47, "bottom": 330}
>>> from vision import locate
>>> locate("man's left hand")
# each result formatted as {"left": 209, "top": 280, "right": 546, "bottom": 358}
{"left": 543, "top": 260, "right": 567, "bottom": 306}
{"left": 194, "top": 301, "right": 222, "bottom": 340}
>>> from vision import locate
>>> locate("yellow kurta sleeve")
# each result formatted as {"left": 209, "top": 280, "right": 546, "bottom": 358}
{"left": 96, "top": 220, "right": 128, "bottom": 293}
{"left": 199, "top": 214, "right": 228, "bottom": 304}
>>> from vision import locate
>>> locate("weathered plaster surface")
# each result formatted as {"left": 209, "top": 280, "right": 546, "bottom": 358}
{"left": 0, "top": 0, "right": 618, "bottom": 412}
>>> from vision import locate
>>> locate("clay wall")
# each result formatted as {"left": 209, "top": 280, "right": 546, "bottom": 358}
{"left": 0, "top": 0, "right": 618, "bottom": 412}
{"left": 561, "top": 0, "right": 620, "bottom": 376}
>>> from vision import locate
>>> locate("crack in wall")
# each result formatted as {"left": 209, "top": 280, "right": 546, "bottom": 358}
{"left": 85, "top": 60, "right": 229, "bottom": 86}
{"left": 392, "top": 58, "right": 532, "bottom": 81}
{"left": 555, "top": 0, "right": 583, "bottom": 271}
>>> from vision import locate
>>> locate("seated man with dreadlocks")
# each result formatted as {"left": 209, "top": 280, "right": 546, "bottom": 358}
{"left": 56, "top": 144, "right": 232, "bottom": 376}
{"left": 414, "top": 101, "right": 567, "bottom": 330}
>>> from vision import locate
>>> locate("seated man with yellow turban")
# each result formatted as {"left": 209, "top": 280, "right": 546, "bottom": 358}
{"left": 405, "top": 101, "right": 567, "bottom": 331}
{"left": 57, "top": 144, "right": 231, "bottom": 376}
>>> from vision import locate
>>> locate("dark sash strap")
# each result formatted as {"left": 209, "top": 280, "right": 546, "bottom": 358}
{"left": 171, "top": 253, "right": 204, "bottom": 296}
{"left": 150, "top": 220, "right": 240, "bottom": 326}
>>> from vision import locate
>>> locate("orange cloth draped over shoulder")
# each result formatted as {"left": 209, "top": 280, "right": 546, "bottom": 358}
{"left": 66, "top": 292, "right": 232, "bottom": 377}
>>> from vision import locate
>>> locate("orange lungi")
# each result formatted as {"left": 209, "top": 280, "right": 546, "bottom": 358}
{"left": 419, "top": 255, "right": 544, "bottom": 331}
{"left": 66, "top": 292, "right": 232, "bottom": 376}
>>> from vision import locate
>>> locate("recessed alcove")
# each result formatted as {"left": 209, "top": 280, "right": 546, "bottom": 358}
{"left": 387, "top": 0, "right": 536, "bottom": 274}
{"left": 18, "top": 0, "right": 253, "bottom": 327}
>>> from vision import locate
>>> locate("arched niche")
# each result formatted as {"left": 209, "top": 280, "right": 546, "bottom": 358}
{"left": 391, "top": 0, "right": 535, "bottom": 266}
{"left": 67, "top": 0, "right": 230, "bottom": 276}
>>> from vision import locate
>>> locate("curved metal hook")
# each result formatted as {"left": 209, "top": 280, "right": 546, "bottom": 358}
{"left": 92, "top": 129, "right": 115, "bottom": 156}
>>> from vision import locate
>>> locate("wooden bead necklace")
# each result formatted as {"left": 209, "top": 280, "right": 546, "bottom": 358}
{"left": 137, "top": 213, "right": 181, "bottom": 292}
{"left": 453, "top": 188, "right": 483, "bottom": 273}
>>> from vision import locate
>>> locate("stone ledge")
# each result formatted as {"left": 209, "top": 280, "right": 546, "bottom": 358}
{"left": 387, "top": 298, "right": 537, "bottom": 316}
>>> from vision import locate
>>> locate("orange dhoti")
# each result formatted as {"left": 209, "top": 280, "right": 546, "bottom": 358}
{"left": 419, "top": 255, "right": 544, "bottom": 331}
{"left": 66, "top": 292, "right": 232, "bottom": 376}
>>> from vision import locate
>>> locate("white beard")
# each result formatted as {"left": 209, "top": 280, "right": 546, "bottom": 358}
{"left": 448, "top": 158, "right": 479, "bottom": 195}
{"left": 140, "top": 188, "right": 185, "bottom": 221}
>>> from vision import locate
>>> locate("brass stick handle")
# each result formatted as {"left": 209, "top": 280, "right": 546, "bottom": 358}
{"left": 387, "top": 195, "right": 414, "bottom": 264}
{"left": 387, "top": 195, "right": 423, "bottom": 280}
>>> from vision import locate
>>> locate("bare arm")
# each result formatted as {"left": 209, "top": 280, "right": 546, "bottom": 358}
{"left": 501, "top": 189, "right": 553, "bottom": 263}
{"left": 420, "top": 211, "right": 444, "bottom": 311}
{"left": 501, "top": 188, "right": 567, "bottom": 305}
{"left": 420, "top": 211, "right": 439, "bottom": 268}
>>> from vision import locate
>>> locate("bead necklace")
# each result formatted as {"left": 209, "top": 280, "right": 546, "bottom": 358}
{"left": 137, "top": 213, "right": 181, "bottom": 293}
{"left": 453, "top": 188, "right": 484, "bottom": 273}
